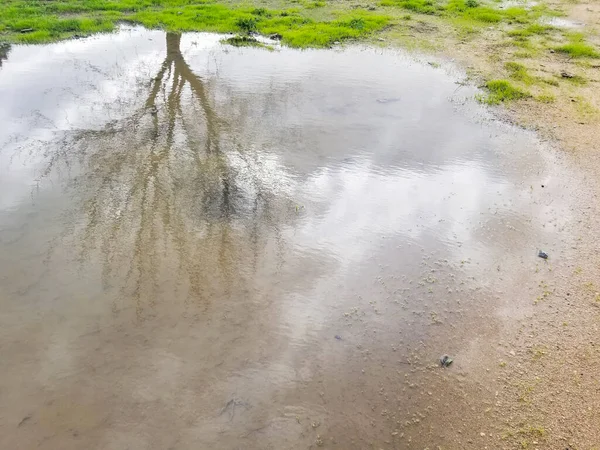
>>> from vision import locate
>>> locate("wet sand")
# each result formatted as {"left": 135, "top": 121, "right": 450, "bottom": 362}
{"left": 1, "top": 27, "right": 599, "bottom": 449}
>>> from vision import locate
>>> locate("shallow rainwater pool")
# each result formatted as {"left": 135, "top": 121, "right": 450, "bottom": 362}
{"left": 0, "top": 26, "right": 582, "bottom": 449}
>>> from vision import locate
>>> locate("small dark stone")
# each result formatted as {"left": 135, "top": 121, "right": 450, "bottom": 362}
{"left": 440, "top": 355, "right": 453, "bottom": 367}
{"left": 538, "top": 250, "right": 549, "bottom": 259}
{"left": 541, "top": 184, "right": 545, "bottom": 188}
{"left": 561, "top": 71, "right": 574, "bottom": 79}
{"left": 335, "top": 335, "right": 342, "bottom": 340}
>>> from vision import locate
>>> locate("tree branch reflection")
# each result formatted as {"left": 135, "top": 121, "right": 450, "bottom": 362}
{"left": 50, "top": 33, "right": 295, "bottom": 319}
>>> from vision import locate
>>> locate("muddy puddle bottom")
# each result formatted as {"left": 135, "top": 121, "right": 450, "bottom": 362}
{"left": 0, "top": 27, "right": 587, "bottom": 449}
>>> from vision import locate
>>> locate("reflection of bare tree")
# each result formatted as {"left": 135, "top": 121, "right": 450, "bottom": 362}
{"left": 44, "top": 33, "right": 295, "bottom": 319}
{"left": 0, "top": 43, "right": 10, "bottom": 68}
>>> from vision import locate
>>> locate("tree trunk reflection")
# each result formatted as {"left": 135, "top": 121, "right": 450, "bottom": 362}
{"left": 44, "top": 33, "right": 293, "bottom": 319}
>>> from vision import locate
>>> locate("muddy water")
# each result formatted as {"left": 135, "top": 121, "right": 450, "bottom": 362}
{"left": 0, "top": 27, "right": 586, "bottom": 449}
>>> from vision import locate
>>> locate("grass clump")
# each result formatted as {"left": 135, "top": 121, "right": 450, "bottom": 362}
{"left": 2, "top": 15, "right": 115, "bottom": 43}
{"left": 536, "top": 94, "right": 555, "bottom": 103}
{"left": 540, "top": 77, "right": 559, "bottom": 86}
{"left": 478, "top": 79, "right": 530, "bottom": 104}
{"left": 505, "top": 61, "right": 534, "bottom": 84}
{"left": 555, "top": 33, "right": 599, "bottom": 58}
{"left": 555, "top": 42, "right": 599, "bottom": 58}
{"left": 261, "top": 12, "right": 390, "bottom": 47}
{"left": 236, "top": 17, "right": 258, "bottom": 33}
{"left": 563, "top": 74, "right": 587, "bottom": 85}
{"left": 380, "top": 0, "right": 441, "bottom": 15}
{"left": 222, "top": 35, "right": 272, "bottom": 49}
{"left": 573, "top": 96, "right": 599, "bottom": 117}
{"left": 507, "top": 23, "right": 553, "bottom": 37}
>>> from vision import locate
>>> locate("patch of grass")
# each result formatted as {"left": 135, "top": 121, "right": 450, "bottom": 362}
{"left": 380, "top": 0, "right": 441, "bottom": 15}
{"left": 555, "top": 32, "right": 599, "bottom": 58}
{"left": 514, "top": 50, "right": 534, "bottom": 58}
{"left": 261, "top": 12, "right": 390, "bottom": 47}
{"left": 0, "top": 1, "right": 389, "bottom": 47}
{"left": 478, "top": 79, "right": 530, "bottom": 104}
{"left": 222, "top": 35, "right": 273, "bottom": 50}
{"left": 563, "top": 74, "right": 587, "bottom": 85}
{"left": 540, "top": 77, "right": 559, "bottom": 86}
{"left": 2, "top": 15, "right": 115, "bottom": 43}
{"left": 573, "top": 96, "right": 599, "bottom": 117}
{"left": 507, "top": 23, "right": 553, "bottom": 37}
{"left": 556, "top": 42, "right": 599, "bottom": 58}
{"left": 236, "top": 17, "right": 258, "bottom": 33}
{"left": 505, "top": 61, "right": 534, "bottom": 84}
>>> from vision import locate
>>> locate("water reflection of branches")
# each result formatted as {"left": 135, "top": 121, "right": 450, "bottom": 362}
{"left": 47, "top": 32, "right": 294, "bottom": 318}
{"left": 0, "top": 43, "right": 10, "bottom": 68}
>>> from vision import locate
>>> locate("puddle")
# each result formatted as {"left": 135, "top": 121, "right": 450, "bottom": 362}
{"left": 540, "top": 16, "right": 585, "bottom": 28}
{"left": 0, "top": 26, "right": 588, "bottom": 449}
{"left": 496, "top": 0, "right": 538, "bottom": 10}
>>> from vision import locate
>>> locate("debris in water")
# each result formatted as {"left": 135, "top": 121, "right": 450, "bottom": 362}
{"left": 335, "top": 335, "right": 342, "bottom": 340}
{"left": 440, "top": 355, "right": 453, "bottom": 367}
{"left": 538, "top": 250, "right": 549, "bottom": 259}
{"left": 376, "top": 97, "right": 401, "bottom": 104}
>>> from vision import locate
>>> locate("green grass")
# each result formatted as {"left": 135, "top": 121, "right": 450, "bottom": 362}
{"left": 382, "top": 0, "right": 537, "bottom": 25}
{"left": 555, "top": 32, "right": 599, "bottom": 58}
{"left": 0, "top": 1, "right": 390, "bottom": 47}
{"left": 222, "top": 35, "right": 274, "bottom": 50}
{"left": 505, "top": 61, "right": 534, "bottom": 84}
{"left": 536, "top": 93, "right": 555, "bottom": 103}
{"left": 555, "top": 42, "right": 599, "bottom": 58}
{"left": 478, "top": 79, "right": 530, "bottom": 104}
{"left": 507, "top": 23, "right": 554, "bottom": 37}
{"left": 380, "top": 0, "right": 441, "bottom": 15}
